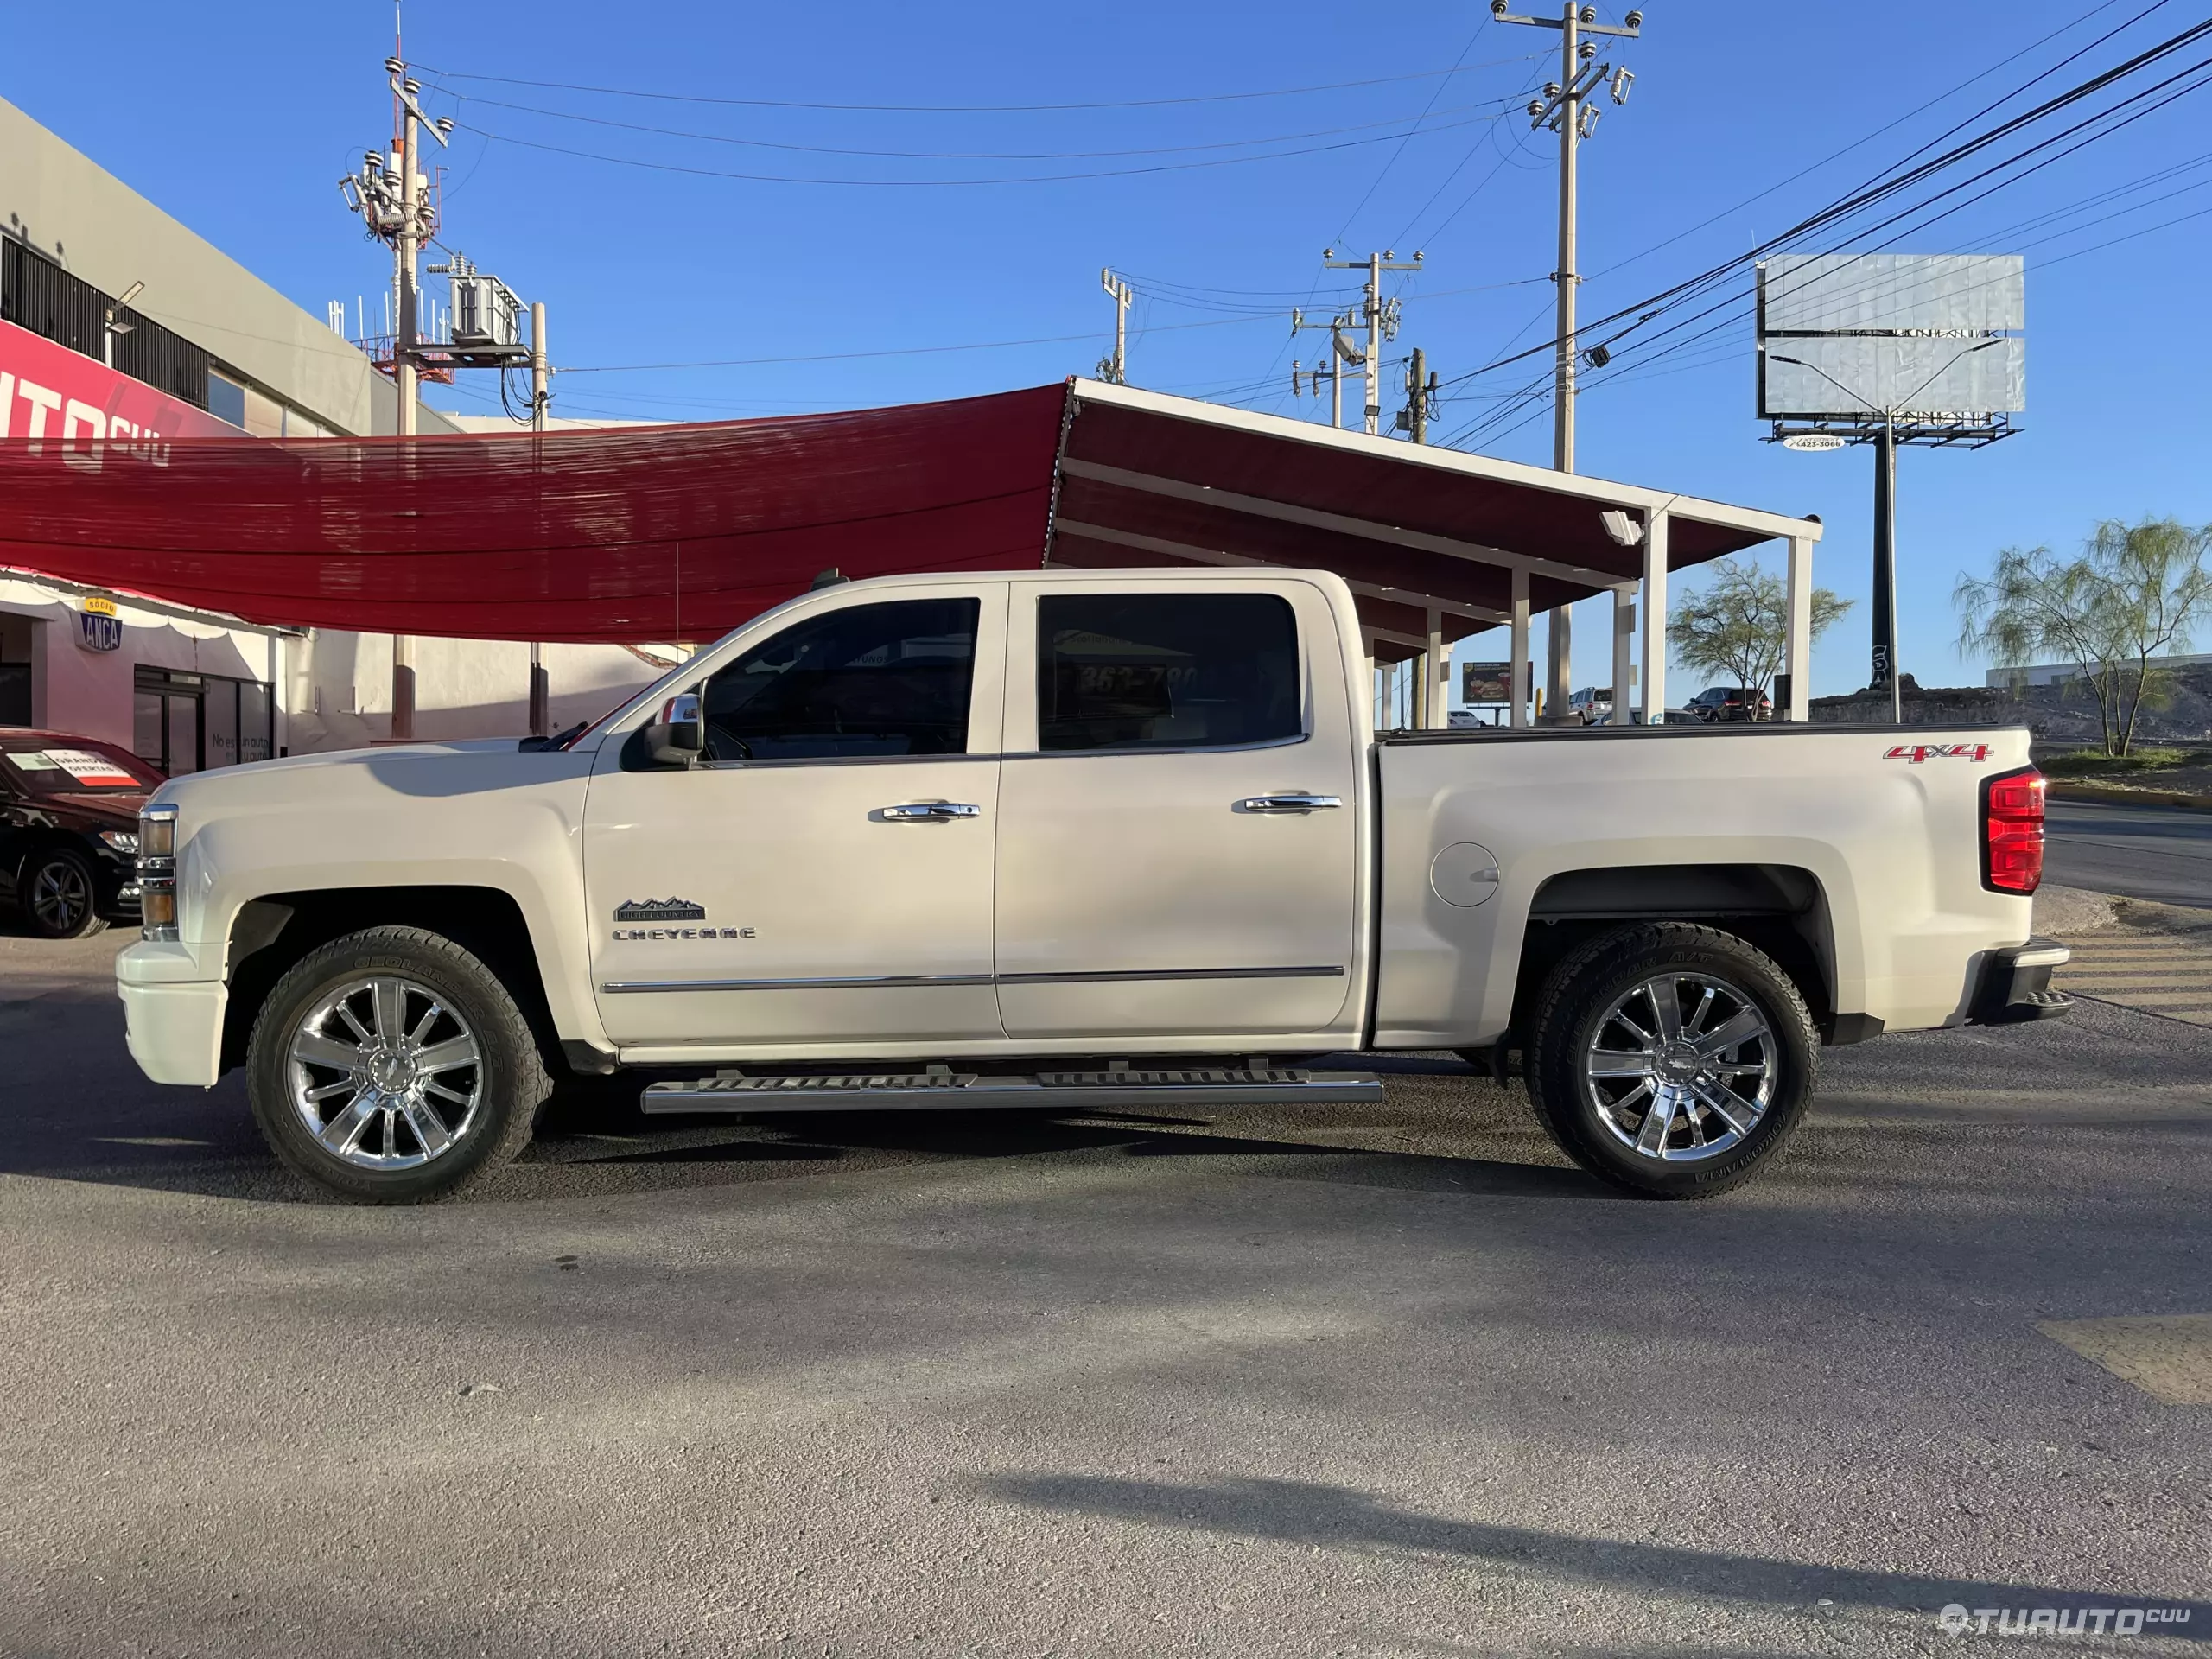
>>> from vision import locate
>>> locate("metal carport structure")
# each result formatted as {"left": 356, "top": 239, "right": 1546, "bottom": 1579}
{"left": 1049, "top": 379, "right": 1824, "bottom": 725}
{"left": 0, "top": 376, "right": 1822, "bottom": 722}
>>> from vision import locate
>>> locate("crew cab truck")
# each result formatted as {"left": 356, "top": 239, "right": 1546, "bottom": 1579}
{"left": 116, "top": 568, "right": 2069, "bottom": 1204}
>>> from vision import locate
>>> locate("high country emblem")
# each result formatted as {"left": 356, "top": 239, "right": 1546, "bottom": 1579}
{"left": 1884, "top": 743, "right": 1993, "bottom": 764}
{"left": 615, "top": 897, "right": 708, "bottom": 923}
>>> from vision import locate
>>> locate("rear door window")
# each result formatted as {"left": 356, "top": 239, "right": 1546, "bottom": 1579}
{"left": 1036, "top": 593, "right": 1301, "bottom": 752}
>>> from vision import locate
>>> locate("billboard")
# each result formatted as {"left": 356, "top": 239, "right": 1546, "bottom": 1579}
{"left": 1756, "top": 254, "right": 2024, "bottom": 421}
{"left": 1462, "top": 661, "right": 1514, "bottom": 704}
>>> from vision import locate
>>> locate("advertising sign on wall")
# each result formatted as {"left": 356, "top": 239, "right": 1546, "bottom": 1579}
{"left": 0, "top": 317, "right": 239, "bottom": 449}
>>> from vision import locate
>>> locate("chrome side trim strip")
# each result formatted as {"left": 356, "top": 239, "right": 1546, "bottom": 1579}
{"left": 601, "top": 965, "right": 1346, "bottom": 995}
{"left": 995, "top": 965, "right": 1345, "bottom": 987}
{"left": 601, "top": 973, "right": 996, "bottom": 995}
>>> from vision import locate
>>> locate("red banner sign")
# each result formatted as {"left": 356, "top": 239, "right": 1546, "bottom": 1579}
{"left": 0, "top": 316, "right": 238, "bottom": 446}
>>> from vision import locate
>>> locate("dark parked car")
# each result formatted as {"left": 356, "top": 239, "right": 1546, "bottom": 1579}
{"left": 1687, "top": 685, "right": 1772, "bottom": 723}
{"left": 0, "top": 730, "right": 163, "bottom": 938}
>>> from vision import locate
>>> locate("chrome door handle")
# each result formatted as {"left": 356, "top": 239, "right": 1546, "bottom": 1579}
{"left": 1238, "top": 794, "right": 1344, "bottom": 814}
{"left": 879, "top": 802, "right": 982, "bottom": 823}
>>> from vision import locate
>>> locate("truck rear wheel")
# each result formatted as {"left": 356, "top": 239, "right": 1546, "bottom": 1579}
{"left": 1523, "top": 923, "right": 1816, "bottom": 1199}
{"left": 246, "top": 926, "right": 549, "bottom": 1204}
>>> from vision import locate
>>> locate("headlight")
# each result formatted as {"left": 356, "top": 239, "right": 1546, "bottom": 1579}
{"left": 137, "top": 804, "right": 180, "bottom": 941}
{"left": 99, "top": 829, "right": 140, "bottom": 855}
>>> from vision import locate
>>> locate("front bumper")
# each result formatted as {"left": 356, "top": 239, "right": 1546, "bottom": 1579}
{"left": 1967, "top": 937, "right": 2075, "bottom": 1025}
{"left": 116, "top": 940, "right": 226, "bottom": 1086}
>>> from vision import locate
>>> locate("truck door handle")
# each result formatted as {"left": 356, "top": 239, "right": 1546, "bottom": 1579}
{"left": 1238, "top": 794, "right": 1343, "bottom": 814}
{"left": 878, "top": 802, "right": 982, "bottom": 823}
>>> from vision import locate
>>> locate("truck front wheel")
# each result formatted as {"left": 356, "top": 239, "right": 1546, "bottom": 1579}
{"left": 1523, "top": 923, "right": 1817, "bottom": 1199}
{"left": 245, "top": 926, "right": 550, "bottom": 1203}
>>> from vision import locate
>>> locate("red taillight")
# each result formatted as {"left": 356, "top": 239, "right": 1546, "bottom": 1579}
{"left": 1982, "top": 766, "right": 2045, "bottom": 894}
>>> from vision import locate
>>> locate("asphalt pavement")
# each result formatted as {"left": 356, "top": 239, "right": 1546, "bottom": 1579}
{"left": 2045, "top": 798, "right": 2212, "bottom": 908}
{"left": 3, "top": 927, "right": 2209, "bottom": 1657}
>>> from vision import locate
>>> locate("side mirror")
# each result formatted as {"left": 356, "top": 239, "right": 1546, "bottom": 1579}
{"left": 647, "top": 692, "right": 704, "bottom": 767}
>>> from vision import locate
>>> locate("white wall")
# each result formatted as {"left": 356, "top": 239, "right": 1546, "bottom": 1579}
{"left": 0, "top": 578, "right": 279, "bottom": 749}
{"left": 284, "top": 632, "right": 680, "bottom": 751}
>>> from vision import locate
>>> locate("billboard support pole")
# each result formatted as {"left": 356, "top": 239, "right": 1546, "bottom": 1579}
{"left": 1872, "top": 416, "right": 1898, "bottom": 720}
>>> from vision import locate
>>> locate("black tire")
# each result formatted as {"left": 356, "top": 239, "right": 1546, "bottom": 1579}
{"left": 246, "top": 926, "right": 550, "bottom": 1203}
{"left": 19, "top": 846, "right": 107, "bottom": 939}
{"left": 1523, "top": 922, "right": 1817, "bottom": 1199}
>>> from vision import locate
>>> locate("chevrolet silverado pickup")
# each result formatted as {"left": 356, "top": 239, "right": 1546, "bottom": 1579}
{"left": 116, "top": 568, "right": 2070, "bottom": 1203}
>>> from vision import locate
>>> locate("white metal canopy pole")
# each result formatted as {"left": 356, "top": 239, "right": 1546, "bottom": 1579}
{"left": 1783, "top": 532, "right": 1814, "bottom": 722}
{"left": 1640, "top": 509, "right": 1669, "bottom": 723}
{"left": 1509, "top": 569, "right": 1532, "bottom": 729}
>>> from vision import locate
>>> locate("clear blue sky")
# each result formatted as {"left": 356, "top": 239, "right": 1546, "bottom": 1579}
{"left": 8, "top": 1, "right": 2209, "bottom": 696}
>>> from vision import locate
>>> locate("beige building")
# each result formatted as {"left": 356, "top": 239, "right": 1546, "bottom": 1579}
{"left": 0, "top": 95, "right": 671, "bottom": 768}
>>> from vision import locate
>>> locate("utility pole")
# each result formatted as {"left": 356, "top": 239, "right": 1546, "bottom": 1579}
{"left": 1400, "top": 346, "right": 1438, "bottom": 443}
{"left": 381, "top": 56, "right": 450, "bottom": 741}
{"left": 1493, "top": 0, "right": 1643, "bottom": 718}
{"left": 1291, "top": 309, "right": 1360, "bottom": 428}
{"left": 528, "top": 299, "right": 550, "bottom": 738}
{"left": 1321, "top": 247, "right": 1421, "bottom": 435}
{"left": 1097, "top": 269, "right": 1133, "bottom": 384}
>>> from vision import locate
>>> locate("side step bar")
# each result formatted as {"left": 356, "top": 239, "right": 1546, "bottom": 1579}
{"left": 640, "top": 1065, "right": 1383, "bottom": 1115}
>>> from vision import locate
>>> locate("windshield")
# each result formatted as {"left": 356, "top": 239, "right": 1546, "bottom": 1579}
{"left": 0, "top": 741, "right": 164, "bottom": 796}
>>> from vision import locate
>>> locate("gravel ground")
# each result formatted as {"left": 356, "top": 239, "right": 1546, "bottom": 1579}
{"left": 2, "top": 927, "right": 2209, "bottom": 1657}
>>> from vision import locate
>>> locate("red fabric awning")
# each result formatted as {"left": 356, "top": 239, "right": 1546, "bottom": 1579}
{"left": 0, "top": 374, "right": 1810, "bottom": 649}
{"left": 0, "top": 385, "right": 1068, "bottom": 642}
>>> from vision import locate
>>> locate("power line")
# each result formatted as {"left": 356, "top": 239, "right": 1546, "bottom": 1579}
{"left": 1433, "top": 12, "right": 2212, "bottom": 392}
{"left": 1332, "top": 24, "right": 1488, "bottom": 243}
{"left": 413, "top": 55, "right": 1545, "bottom": 115}
{"left": 1558, "top": 53, "right": 2212, "bottom": 391}
{"left": 1581, "top": 0, "right": 2169, "bottom": 285}
{"left": 458, "top": 106, "right": 1513, "bottom": 188}
{"left": 563, "top": 311, "right": 1281, "bottom": 374}
{"left": 427, "top": 86, "right": 1528, "bottom": 162}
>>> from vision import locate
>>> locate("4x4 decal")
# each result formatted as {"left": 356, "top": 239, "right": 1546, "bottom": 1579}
{"left": 1884, "top": 743, "right": 1993, "bottom": 764}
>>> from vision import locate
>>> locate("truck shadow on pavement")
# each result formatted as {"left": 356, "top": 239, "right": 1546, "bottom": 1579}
{"left": 977, "top": 1472, "right": 2212, "bottom": 1637}
{"left": 3, "top": 982, "right": 1606, "bottom": 1203}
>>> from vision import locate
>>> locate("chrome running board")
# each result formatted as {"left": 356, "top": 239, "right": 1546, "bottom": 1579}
{"left": 639, "top": 1065, "right": 1383, "bottom": 1114}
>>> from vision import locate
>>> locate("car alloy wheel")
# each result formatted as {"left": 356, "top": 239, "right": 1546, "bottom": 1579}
{"left": 29, "top": 854, "right": 95, "bottom": 935}
{"left": 286, "top": 975, "right": 485, "bottom": 1170}
{"left": 1580, "top": 970, "right": 1777, "bottom": 1162}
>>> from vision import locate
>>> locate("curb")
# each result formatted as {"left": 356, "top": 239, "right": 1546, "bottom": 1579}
{"left": 2047, "top": 781, "right": 2212, "bottom": 812}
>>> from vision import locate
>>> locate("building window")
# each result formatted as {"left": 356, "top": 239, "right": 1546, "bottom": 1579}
{"left": 206, "top": 372, "right": 246, "bottom": 429}
{"left": 132, "top": 665, "right": 273, "bottom": 776}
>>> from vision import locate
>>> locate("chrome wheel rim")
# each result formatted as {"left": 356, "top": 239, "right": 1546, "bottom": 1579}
{"left": 1582, "top": 972, "right": 1777, "bottom": 1163}
{"left": 29, "top": 858, "right": 92, "bottom": 932}
{"left": 287, "top": 976, "right": 483, "bottom": 1171}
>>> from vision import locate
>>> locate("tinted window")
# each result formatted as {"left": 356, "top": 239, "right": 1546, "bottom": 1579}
{"left": 1037, "top": 593, "right": 1300, "bottom": 752}
{"left": 700, "top": 598, "right": 979, "bottom": 761}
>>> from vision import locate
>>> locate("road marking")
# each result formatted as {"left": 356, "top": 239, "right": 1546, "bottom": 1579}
{"left": 2057, "top": 933, "right": 2212, "bottom": 1027}
{"left": 2039, "top": 1315, "right": 2212, "bottom": 1405}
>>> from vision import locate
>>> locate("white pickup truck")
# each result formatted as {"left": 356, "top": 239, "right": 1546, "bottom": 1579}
{"left": 117, "top": 567, "right": 2069, "bottom": 1203}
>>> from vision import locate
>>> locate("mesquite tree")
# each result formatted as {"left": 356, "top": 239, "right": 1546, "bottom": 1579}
{"left": 1668, "top": 558, "right": 1852, "bottom": 712}
{"left": 1955, "top": 516, "right": 2212, "bottom": 756}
